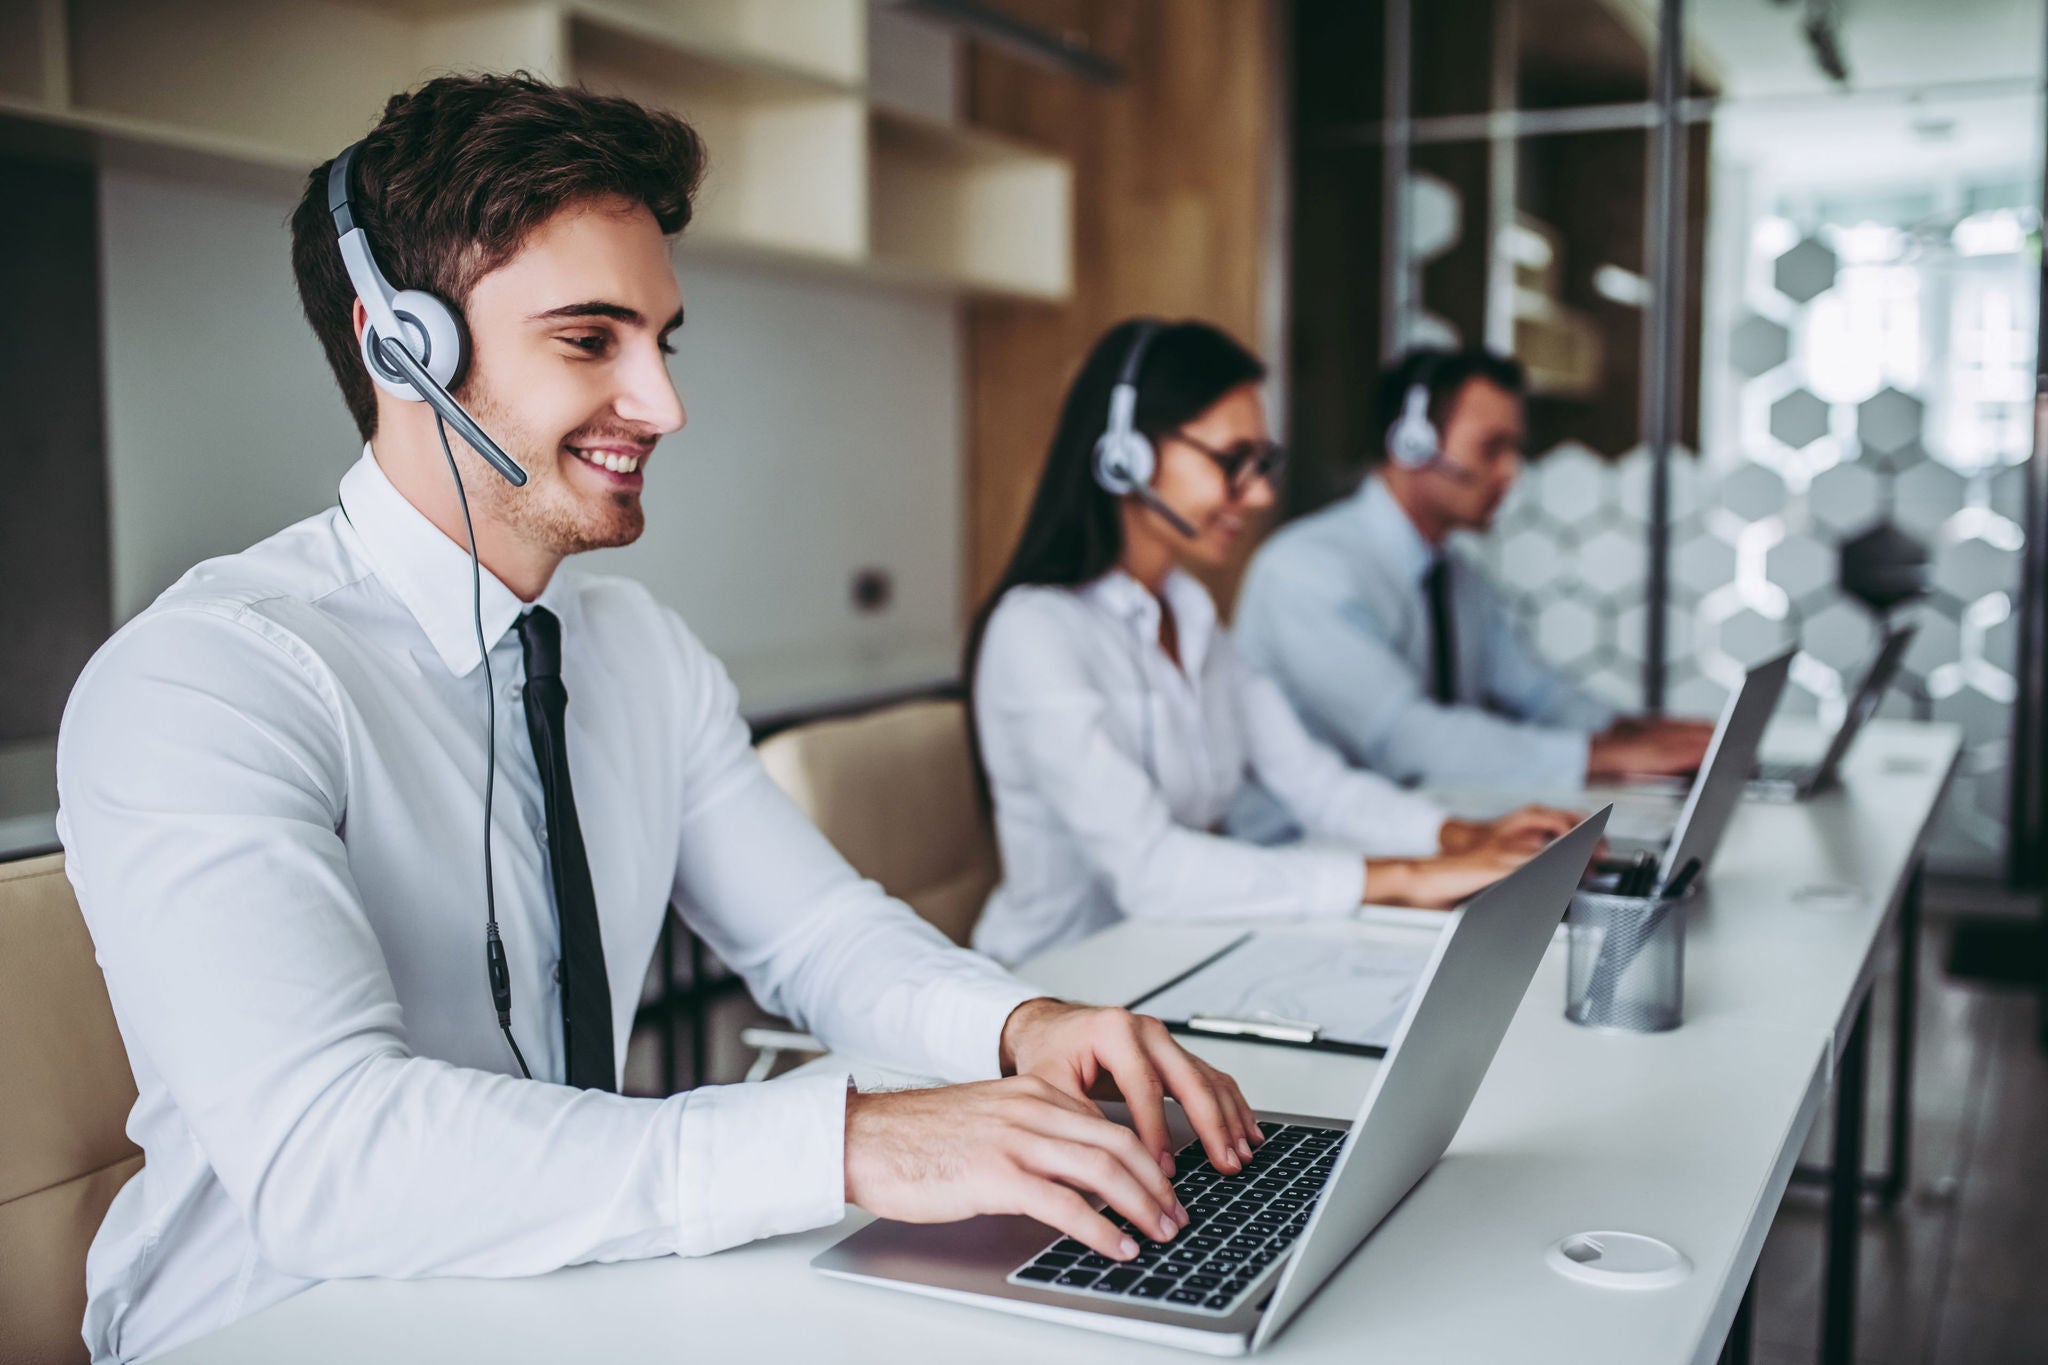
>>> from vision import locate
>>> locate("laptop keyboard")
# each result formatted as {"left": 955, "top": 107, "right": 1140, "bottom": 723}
{"left": 1006, "top": 1121, "right": 1341, "bottom": 1316}
{"left": 1753, "top": 760, "right": 1809, "bottom": 786}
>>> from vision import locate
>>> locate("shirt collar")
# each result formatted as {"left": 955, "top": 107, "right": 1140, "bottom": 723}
{"left": 1357, "top": 475, "right": 1441, "bottom": 586}
{"left": 1082, "top": 567, "right": 1219, "bottom": 679}
{"left": 337, "top": 447, "right": 569, "bottom": 677}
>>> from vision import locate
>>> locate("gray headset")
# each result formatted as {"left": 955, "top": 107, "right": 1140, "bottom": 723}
{"left": 1092, "top": 322, "right": 1198, "bottom": 538}
{"left": 1386, "top": 350, "right": 1483, "bottom": 485}
{"left": 327, "top": 141, "right": 527, "bottom": 488}
{"left": 1387, "top": 352, "right": 1444, "bottom": 469}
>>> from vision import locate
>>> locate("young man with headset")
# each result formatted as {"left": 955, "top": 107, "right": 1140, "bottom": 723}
{"left": 55, "top": 75, "right": 1258, "bottom": 1363}
{"left": 1234, "top": 348, "right": 1714, "bottom": 791}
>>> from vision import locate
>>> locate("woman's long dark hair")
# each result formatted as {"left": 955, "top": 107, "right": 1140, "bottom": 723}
{"left": 963, "top": 317, "right": 1267, "bottom": 798}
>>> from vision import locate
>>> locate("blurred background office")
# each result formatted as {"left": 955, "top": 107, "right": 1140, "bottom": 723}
{"left": 1, "top": 2, "right": 2046, "bottom": 1360}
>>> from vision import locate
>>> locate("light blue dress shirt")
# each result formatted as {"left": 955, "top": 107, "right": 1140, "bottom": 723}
{"left": 1235, "top": 477, "right": 1617, "bottom": 789}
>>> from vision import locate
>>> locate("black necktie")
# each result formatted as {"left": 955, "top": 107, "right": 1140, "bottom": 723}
{"left": 515, "top": 607, "right": 616, "bottom": 1091}
{"left": 1424, "top": 555, "right": 1457, "bottom": 706}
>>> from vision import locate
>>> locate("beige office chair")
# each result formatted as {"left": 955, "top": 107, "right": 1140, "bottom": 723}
{"left": 0, "top": 853, "right": 142, "bottom": 1365}
{"left": 745, "top": 698, "right": 1000, "bottom": 1078}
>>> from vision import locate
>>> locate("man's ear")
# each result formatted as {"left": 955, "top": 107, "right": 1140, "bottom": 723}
{"left": 351, "top": 296, "right": 369, "bottom": 345}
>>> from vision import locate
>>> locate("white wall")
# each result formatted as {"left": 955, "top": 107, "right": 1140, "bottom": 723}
{"left": 99, "top": 168, "right": 358, "bottom": 623}
{"left": 97, "top": 165, "right": 964, "bottom": 666}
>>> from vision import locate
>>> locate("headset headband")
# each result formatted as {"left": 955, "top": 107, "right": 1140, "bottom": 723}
{"left": 327, "top": 142, "right": 409, "bottom": 363}
{"left": 1118, "top": 321, "right": 1159, "bottom": 389}
{"left": 1107, "top": 321, "right": 1160, "bottom": 438}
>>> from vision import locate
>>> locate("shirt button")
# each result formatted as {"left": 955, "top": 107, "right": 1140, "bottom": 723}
{"left": 551, "top": 962, "right": 562, "bottom": 984}
{"left": 534, "top": 822, "right": 549, "bottom": 846}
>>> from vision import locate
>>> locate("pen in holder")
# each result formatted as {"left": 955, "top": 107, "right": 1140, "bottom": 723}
{"left": 1565, "top": 860, "right": 1701, "bottom": 1034}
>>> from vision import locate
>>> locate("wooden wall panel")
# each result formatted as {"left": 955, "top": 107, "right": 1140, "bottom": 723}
{"left": 964, "top": 0, "right": 1277, "bottom": 614}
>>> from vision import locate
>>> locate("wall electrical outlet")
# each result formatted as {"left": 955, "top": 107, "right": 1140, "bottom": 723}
{"left": 850, "top": 567, "right": 894, "bottom": 614}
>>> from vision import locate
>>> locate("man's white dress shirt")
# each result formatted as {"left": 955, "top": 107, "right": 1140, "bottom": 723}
{"left": 1235, "top": 477, "right": 1618, "bottom": 790}
{"left": 56, "top": 451, "right": 1039, "bottom": 1363}
{"left": 969, "top": 569, "right": 1448, "bottom": 966}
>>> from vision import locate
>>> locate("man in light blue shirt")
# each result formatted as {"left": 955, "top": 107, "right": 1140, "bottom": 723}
{"left": 1236, "top": 348, "right": 1712, "bottom": 790}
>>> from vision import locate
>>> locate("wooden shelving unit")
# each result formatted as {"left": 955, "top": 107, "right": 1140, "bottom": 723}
{"left": 0, "top": 0, "right": 1073, "bottom": 300}
{"left": 870, "top": 103, "right": 1070, "bottom": 299}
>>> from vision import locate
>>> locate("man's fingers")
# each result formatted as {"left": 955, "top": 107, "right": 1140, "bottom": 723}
{"left": 1017, "top": 1179, "right": 1140, "bottom": 1261}
{"left": 1211, "top": 1065, "right": 1262, "bottom": 1145}
{"left": 1512, "top": 805, "right": 1580, "bottom": 837}
{"left": 1015, "top": 1094, "right": 1180, "bottom": 1209}
{"left": 1097, "top": 1034, "right": 1175, "bottom": 1176}
{"left": 1024, "top": 1135, "right": 1181, "bottom": 1244}
{"left": 1145, "top": 1030, "right": 1250, "bottom": 1169}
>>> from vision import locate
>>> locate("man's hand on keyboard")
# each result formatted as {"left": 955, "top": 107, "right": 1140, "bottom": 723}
{"left": 997, "top": 999, "right": 1262, "bottom": 1179}
{"left": 843, "top": 1075, "right": 1188, "bottom": 1262}
{"left": 1588, "top": 715, "right": 1716, "bottom": 780}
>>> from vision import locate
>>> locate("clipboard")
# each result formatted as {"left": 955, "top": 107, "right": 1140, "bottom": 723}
{"left": 1125, "top": 929, "right": 1436, "bottom": 1059}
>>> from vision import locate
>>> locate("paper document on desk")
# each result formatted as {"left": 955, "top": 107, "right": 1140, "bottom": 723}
{"left": 1133, "top": 931, "right": 1437, "bottom": 1054}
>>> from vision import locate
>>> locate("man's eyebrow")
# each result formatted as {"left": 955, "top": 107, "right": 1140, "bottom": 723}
{"left": 528, "top": 301, "right": 686, "bottom": 332}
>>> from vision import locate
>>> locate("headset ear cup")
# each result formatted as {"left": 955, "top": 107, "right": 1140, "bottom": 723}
{"left": 361, "top": 289, "right": 467, "bottom": 401}
{"left": 1094, "top": 430, "right": 1155, "bottom": 496}
{"left": 1392, "top": 386, "right": 1441, "bottom": 466}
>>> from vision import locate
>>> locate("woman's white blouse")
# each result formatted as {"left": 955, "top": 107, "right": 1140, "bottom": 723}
{"left": 971, "top": 570, "right": 1448, "bottom": 965}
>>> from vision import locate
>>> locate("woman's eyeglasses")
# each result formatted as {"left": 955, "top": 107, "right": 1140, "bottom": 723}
{"left": 1167, "top": 430, "right": 1289, "bottom": 496}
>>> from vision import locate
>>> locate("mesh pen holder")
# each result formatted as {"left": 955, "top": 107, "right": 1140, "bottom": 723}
{"left": 1564, "top": 881, "right": 1695, "bottom": 1034}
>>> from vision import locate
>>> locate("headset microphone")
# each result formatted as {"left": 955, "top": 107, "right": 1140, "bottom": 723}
{"left": 1127, "top": 482, "right": 1199, "bottom": 539}
{"left": 1094, "top": 321, "right": 1200, "bottom": 540}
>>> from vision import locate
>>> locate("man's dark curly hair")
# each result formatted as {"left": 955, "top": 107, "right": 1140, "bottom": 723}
{"left": 290, "top": 72, "right": 707, "bottom": 440}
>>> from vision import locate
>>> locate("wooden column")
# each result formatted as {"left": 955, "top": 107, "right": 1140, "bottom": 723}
{"left": 963, "top": 0, "right": 1278, "bottom": 614}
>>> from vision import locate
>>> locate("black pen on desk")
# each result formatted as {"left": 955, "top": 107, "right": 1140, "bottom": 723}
{"left": 1660, "top": 857, "right": 1704, "bottom": 903}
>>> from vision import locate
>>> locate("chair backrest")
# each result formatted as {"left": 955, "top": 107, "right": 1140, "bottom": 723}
{"left": 757, "top": 698, "right": 998, "bottom": 947}
{"left": 0, "top": 853, "right": 141, "bottom": 1365}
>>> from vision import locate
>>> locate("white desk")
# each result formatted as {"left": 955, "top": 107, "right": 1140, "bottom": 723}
{"left": 157, "top": 723, "right": 1958, "bottom": 1365}
{"left": 1434, "top": 717, "right": 1962, "bottom": 1365}
{"left": 1438, "top": 720, "right": 1959, "bottom": 1067}
{"left": 159, "top": 929, "right": 1825, "bottom": 1365}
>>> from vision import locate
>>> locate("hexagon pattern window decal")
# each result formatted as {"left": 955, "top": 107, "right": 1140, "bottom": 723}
{"left": 1456, "top": 203, "right": 2033, "bottom": 874}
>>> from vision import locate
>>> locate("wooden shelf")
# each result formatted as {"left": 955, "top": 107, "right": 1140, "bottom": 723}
{"left": 3, "top": 0, "right": 1072, "bottom": 301}
{"left": 346, "top": 0, "right": 869, "bottom": 88}
{"left": 572, "top": 9, "right": 867, "bottom": 261}
{"left": 870, "top": 104, "right": 1071, "bottom": 300}
{"left": 577, "top": 0, "right": 866, "bottom": 90}
{"left": 61, "top": 0, "right": 565, "bottom": 164}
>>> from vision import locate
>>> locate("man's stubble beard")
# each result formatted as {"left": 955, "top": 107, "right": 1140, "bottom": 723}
{"left": 453, "top": 380, "right": 647, "bottom": 557}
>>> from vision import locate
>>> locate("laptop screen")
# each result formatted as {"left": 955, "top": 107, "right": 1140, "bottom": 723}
{"left": 1656, "top": 649, "right": 1795, "bottom": 886}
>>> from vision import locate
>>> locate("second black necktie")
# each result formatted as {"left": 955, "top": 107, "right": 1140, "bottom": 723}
{"left": 515, "top": 606, "right": 617, "bottom": 1091}
{"left": 1425, "top": 554, "right": 1457, "bottom": 706}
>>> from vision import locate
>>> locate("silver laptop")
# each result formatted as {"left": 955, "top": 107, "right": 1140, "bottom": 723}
{"left": 1748, "top": 625, "right": 1916, "bottom": 800}
{"left": 1592, "top": 648, "right": 1794, "bottom": 894}
{"left": 813, "top": 809, "right": 1611, "bottom": 1356}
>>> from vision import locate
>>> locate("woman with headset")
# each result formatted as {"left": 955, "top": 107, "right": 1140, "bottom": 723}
{"left": 966, "top": 319, "right": 1580, "bottom": 966}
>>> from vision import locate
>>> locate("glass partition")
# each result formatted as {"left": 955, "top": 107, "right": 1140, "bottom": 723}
{"left": 1292, "top": 0, "right": 2045, "bottom": 875}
